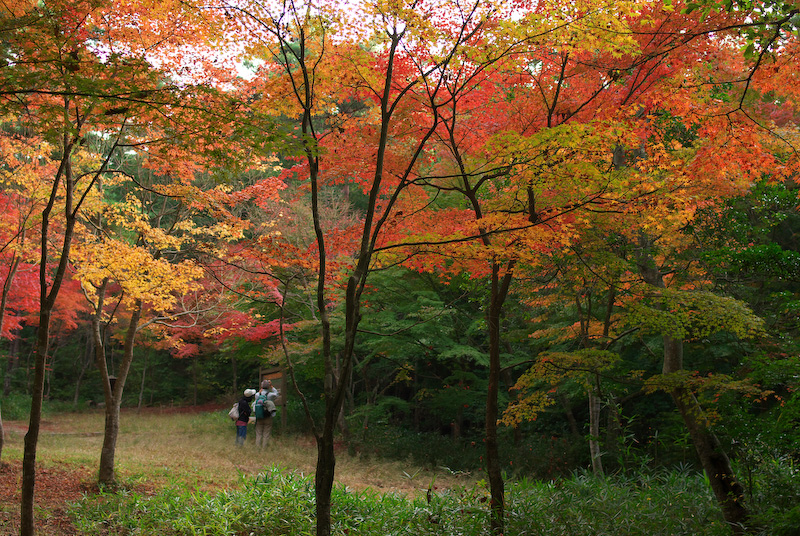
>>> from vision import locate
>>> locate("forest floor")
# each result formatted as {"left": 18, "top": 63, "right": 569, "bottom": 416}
{"left": 0, "top": 407, "right": 472, "bottom": 535}
{"left": 0, "top": 460, "right": 103, "bottom": 535}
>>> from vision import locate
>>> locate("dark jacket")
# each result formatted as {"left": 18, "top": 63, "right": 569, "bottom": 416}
{"left": 236, "top": 396, "right": 252, "bottom": 424}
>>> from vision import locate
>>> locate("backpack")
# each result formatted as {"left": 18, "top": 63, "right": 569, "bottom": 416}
{"left": 265, "top": 399, "right": 277, "bottom": 417}
{"left": 254, "top": 393, "right": 268, "bottom": 419}
{"left": 228, "top": 402, "right": 239, "bottom": 421}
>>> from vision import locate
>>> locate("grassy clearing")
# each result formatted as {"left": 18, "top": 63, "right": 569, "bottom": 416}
{"left": 1, "top": 410, "right": 474, "bottom": 495}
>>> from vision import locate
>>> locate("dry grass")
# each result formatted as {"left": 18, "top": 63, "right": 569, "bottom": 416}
{"left": 1, "top": 409, "right": 477, "bottom": 497}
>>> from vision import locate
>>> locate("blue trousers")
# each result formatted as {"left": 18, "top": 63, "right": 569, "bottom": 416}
{"left": 236, "top": 424, "right": 247, "bottom": 445}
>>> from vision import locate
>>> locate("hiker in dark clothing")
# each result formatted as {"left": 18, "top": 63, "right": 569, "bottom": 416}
{"left": 235, "top": 388, "right": 256, "bottom": 446}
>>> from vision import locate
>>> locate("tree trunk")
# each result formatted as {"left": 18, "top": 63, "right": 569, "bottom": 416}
{"left": 577, "top": 291, "right": 605, "bottom": 475}
{"left": 588, "top": 388, "right": 604, "bottom": 475}
{"left": 605, "top": 397, "right": 623, "bottom": 466}
{"left": 637, "top": 238, "right": 748, "bottom": 533}
{"left": 267, "top": 12, "right": 467, "bottom": 535}
{"left": 0, "top": 252, "right": 21, "bottom": 403}
{"left": 2, "top": 337, "right": 19, "bottom": 398}
{"left": 73, "top": 331, "right": 94, "bottom": 407}
{"left": 192, "top": 355, "right": 198, "bottom": 406}
{"left": 486, "top": 261, "right": 513, "bottom": 536}
{"left": 559, "top": 392, "right": 581, "bottom": 437}
{"left": 138, "top": 351, "right": 148, "bottom": 413}
{"left": 21, "top": 312, "right": 50, "bottom": 536}
{"left": 315, "top": 427, "right": 336, "bottom": 536}
{"left": 21, "top": 119, "right": 81, "bottom": 536}
{"left": 44, "top": 340, "right": 60, "bottom": 400}
{"left": 98, "top": 395, "right": 121, "bottom": 485}
{"left": 0, "top": 254, "right": 20, "bottom": 463}
{"left": 231, "top": 354, "right": 238, "bottom": 395}
{"left": 96, "top": 299, "right": 142, "bottom": 485}
{"left": 663, "top": 336, "right": 749, "bottom": 533}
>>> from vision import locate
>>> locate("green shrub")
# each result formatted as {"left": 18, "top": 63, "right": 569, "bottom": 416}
{"left": 1, "top": 393, "right": 97, "bottom": 421}
{"left": 505, "top": 468, "right": 729, "bottom": 536}
{"left": 1, "top": 393, "right": 32, "bottom": 420}
{"left": 349, "top": 425, "right": 589, "bottom": 480}
{"left": 746, "top": 452, "right": 800, "bottom": 536}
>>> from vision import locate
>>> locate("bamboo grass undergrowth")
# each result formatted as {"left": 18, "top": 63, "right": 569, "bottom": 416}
{"left": 71, "top": 465, "right": 735, "bottom": 536}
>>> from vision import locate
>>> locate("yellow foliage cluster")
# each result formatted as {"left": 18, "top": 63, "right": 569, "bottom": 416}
{"left": 625, "top": 289, "right": 765, "bottom": 341}
{"left": 501, "top": 349, "right": 620, "bottom": 427}
{"left": 72, "top": 235, "right": 203, "bottom": 313}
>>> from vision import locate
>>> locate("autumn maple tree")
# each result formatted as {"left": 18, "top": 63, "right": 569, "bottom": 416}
{"left": 0, "top": 0, "right": 241, "bottom": 531}
{"left": 471, "top": 6, "right": 797, "bottom": 535}
{"left": 217, "top": 1, "right": 555, "bottom": 534}
{"left": 71, "top": 185, "right": 204, "bottom": 484}
{"left": 0, "top": 124, "right": 46, "bottom": 462}
{"left": 210, "top": 0, "right": 800, "bottom": 533}
{"left": 375, "top": 0, "right": 800, "bottom": 532}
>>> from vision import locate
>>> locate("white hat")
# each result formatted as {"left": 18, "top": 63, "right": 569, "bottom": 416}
{"left": 244, "top": 388, "right": 257, "bottom": 397}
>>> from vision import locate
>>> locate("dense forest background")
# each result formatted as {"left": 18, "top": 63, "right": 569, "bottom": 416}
{"left": 3, "top": 178, "right": 799, "bottom": 480}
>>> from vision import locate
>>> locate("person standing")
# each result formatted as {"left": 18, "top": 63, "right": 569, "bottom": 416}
{"left": 254, "top": 379, "right": 279, "bottom": 448}
{"left": 235, "top": 388, "right": 256, "bottom": 446}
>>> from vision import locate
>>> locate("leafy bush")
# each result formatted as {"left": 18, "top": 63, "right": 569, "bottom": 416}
{"left": 505, "top": 468, "right": 729, "bottom": 536}
{"left": 349, "top": 424, "right": 589, "bottom": 479}
{"left": 350, "top": 426, "right": 484, "bottom": 470}
{"left": 745, "top": 452, "right": 800, "bottom": 536}
{"left": 0, "top": 393, "right": 32, "bottom": 420}
{"left": 2, "top": 393, "right": 100, "bottom": 422}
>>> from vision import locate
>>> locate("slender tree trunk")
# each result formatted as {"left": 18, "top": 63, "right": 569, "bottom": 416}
{"left": 192, "top": 355, "right": 198, "bottom": 406}
{"left": 559, "top": 392, "right": 581, "bottom": 437}
{"left": 315, "top": 424, "right": 336, "bottom": 536}
{"left": 263, "top": 13, "right": 445, "bottom": 535}
{"left": 1, "top": 335, "right": 21, "bottom": 465}
{"left": 486, "top": 261, "right": 513, "bottom": 536}
{"left": 605, "top": 397, "right": 623, "bottom": 466}
{"left": 73, "top": 331, "right": 94, "bottom": 407}
{"left": 663, "top": 336, "right": 749, "bottom": 533}
{"left": 231, "top": 354, "right": 238, "bottom": 395}
{"left": 138, "top": 351, "right": 148, "bottom": 412}
{"left": 637, "top": 238, "right": 748, "bottom": 533}
{"left": 0, "top": 259, "right": 20, "bottom": 463}
{"left": 460, "top": 159, "right": 516, "bottom": 536}
{"left": 90, "top": 279, "right": 112, "bottom": 482}
{"left": 21, "top": 118, "right": 81, "bottom": 536}
{"left": 588, "top": 387, "right": 604, "bottom": 475}
{"left": 21, "top": 314, "right": 50, "bottom": 536}
{"left": 44, "top": 340, "right": 60, "bottom": 400}
{"left": 2, "top": 355, "right": 13, "bottom": 397}
{"left": 97, "top": 299, "right": 142, "bottom": 485}
{"left": 98, "top": 391, "right": 121, "bottom": 485}
{"left": 577, "top": 292, "right": 605, "bottom": 475}
{"left": 2, "top": 337, "right": 19, "bottom": 397}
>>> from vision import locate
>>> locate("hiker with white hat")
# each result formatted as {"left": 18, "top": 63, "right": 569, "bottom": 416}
{"left": 235, "top": 388, "right": 257, "bottom": 446}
